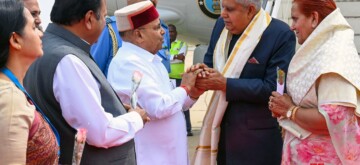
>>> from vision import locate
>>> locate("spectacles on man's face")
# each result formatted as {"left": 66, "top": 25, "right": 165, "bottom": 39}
{"left": 138, "top": 23, "right": 162, "bottom": 32}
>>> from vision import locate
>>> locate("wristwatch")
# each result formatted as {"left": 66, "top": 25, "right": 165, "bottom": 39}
{"left": 286, "top": 107, "right": 293, "bottom": 119}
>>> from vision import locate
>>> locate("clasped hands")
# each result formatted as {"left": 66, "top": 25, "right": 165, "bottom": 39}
{"left": 182, "top": 63, "right": 227, "bottom": 94}
{"left": 268, "top": 92, "right": 296, "bottom": 118}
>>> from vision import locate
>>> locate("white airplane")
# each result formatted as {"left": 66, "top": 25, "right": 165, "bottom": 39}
{"left": 107, "top": 0, "right": 288, "bottom": 45}
{"left": 107, "top": 0, "right": 220, "bottom": 45}
{"left": 40, "top": 0, "right": 222, "bottom": 45}
{"left": 106, "top": 0, "right": 295, "bottom": 62}
{"left": 39, "top": 0, "right": 359, "bottom": 56}
{"left": 40, "top": 0, "right": 287, "bottom": 45}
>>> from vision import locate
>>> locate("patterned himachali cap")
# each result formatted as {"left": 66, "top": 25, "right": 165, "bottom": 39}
{"left": 114, "top": 1, "right": 159, "bottom": 32}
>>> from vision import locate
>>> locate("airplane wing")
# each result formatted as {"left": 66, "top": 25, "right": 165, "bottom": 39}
{"left": 157, "top": 8, "right": 181, "bottom": 23}
{"left": 107, "top": 0, "right": 126, "bottom": 16}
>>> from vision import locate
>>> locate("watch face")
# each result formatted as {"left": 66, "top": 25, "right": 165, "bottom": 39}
{"left": 286, "top": 110, "right": 292, "bottom": 118}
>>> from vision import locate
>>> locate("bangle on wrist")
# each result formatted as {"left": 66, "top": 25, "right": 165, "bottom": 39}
{"left": 180, "top": 85, "right": 198, "bottom": 100}
{"left": 291, "top": 106, "right": 300, "bottom": 121}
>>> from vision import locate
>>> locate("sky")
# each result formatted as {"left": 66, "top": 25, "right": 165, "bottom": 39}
{"left": 39, "top": 0, "right": 54, "bottom": 30}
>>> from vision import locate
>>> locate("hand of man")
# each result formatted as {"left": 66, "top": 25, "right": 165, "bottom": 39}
{"left": 129, "top": 108, "right": 150, "bottom": 124}
{"left": 186, "top": 63, "right": 210, "bottom": 78}
{"left": 188, "top": 86, "right": 205, "bottom": 100}
{"left": 180, "top": 70, "right": 206, "bottom": 99}
{"left": 195, "top": 68, "right": 226, "bottom": 91}
{"left": 181, "top": 70, "right": 197, "bottom": 90}
{"left": 187, "top": 63, "right": 208, "bottom": 72}
{"left": 123, "top": 103, "right": 131, "bottom": 110}
{"left": 174, "top": 54, "right": 185, "bottom": 61}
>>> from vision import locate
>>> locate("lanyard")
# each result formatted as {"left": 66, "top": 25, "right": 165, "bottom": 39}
{"left": 1, "top": 67, "right": 60, "bottom": 156}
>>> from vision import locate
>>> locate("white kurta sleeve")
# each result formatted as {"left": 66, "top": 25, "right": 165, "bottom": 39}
{"left": 183, "top": 95, "right": 196, "bottom": 111}
{"left": 53, "top": 55, "right": 143, "bottom": 148}
{"left": 108, "top": 47, "right": 196, "bottom": 120}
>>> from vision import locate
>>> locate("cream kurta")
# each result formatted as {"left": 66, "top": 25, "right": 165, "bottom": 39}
{"left": 108, "top": 42, "right": 196, "bottom": 165}
{"left": 0, "top": 79, "right": 34, "bottom": 164}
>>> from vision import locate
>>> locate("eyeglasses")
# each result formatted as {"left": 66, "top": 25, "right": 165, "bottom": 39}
{"left": 138, "top": 24, "right": 162, "bottom": 32}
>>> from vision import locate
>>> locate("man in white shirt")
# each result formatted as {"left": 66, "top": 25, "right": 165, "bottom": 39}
{"left": 24, "top": 0, "right": 148, "bottom": 164}
{"left": 107, "top": 1, "right": 204, "bottom": 165}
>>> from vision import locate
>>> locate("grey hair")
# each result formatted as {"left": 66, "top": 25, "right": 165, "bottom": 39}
{"left": 235, "top": 0, "right": 262, "bottom": 11}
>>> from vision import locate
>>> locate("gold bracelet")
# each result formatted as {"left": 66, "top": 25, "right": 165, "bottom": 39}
{"left": 288, "top": 106, "right": 296, "bottom": 112}
{"left": 291, "top": 106, "right": 300, "bottom": 121}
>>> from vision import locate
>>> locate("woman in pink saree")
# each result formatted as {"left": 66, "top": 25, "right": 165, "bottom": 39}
{"left": 269, "top": 0, "right": 360, "bottom": 164}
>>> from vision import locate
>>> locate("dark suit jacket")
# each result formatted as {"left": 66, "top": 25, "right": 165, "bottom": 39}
{"left": 204, "top": 17, "right": 296, "bottom": 165}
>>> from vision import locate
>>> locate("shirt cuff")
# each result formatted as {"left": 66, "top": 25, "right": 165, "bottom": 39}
{"left": 176, "top": 87, "right": 196, "bottom": 110}
{"left": 183, "top": 96, "right": 196, "bottom": 111}
{"left": 114, "top": 111, "right": 144, "bottom": 133}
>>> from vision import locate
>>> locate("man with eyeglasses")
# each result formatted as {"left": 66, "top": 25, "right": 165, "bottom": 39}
{"left": 107, "top": 1, "right": 204, "bottom": 165}
{"left": 90, "top": 0, "right": 170, "bottom": 77}
{"left": 149, "top": 0, "right": 172, "bottom": 73}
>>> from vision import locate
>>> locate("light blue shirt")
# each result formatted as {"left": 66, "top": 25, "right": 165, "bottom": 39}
{"left": 157, "top": 20, "right": 171, "bottom": 73}
{"left": 91, "top": 16, "right": 122, "bottom": 77}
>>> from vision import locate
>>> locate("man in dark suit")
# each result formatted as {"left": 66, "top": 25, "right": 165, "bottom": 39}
{"left": 193, "top": 0, "right": 296, "bottom": 164}
{"left": 203, "top": 17, "right": 224, "bottom": 68}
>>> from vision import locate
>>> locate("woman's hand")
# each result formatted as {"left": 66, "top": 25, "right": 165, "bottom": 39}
{"left": 269, "top": 92, "right": 295, "bottom": 118}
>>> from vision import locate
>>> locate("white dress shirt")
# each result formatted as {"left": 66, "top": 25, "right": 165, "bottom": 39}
{"left": 53, "top": 55, "right": 143, "bottom": 148}
{"left": 108, "top": 42, "right": 196, "bottom": 165}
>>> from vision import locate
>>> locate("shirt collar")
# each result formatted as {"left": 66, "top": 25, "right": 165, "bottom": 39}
{"left": 46, "top": 23, "right": 91, "bottom": 54}
{"left": 122, "top": 42, "right": 162, "bottom": 63}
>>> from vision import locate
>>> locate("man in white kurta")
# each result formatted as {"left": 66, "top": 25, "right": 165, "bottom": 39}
{"left": 108, "top": 41, "right": 194, "bottom": 165}
{"left": 107, "top": 2, "right": 203, "bottom": 165}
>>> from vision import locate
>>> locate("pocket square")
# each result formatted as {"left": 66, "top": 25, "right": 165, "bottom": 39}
{"left": 247, "top": 57, "right": 260, "bottom": 64}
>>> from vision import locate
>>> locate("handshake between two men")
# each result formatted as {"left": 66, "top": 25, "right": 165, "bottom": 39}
{"left": 180, "top": 63, "right": 227, "bottom": 99}
{"left": 124, "top": 63, "right": 227, "bottom": 125}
